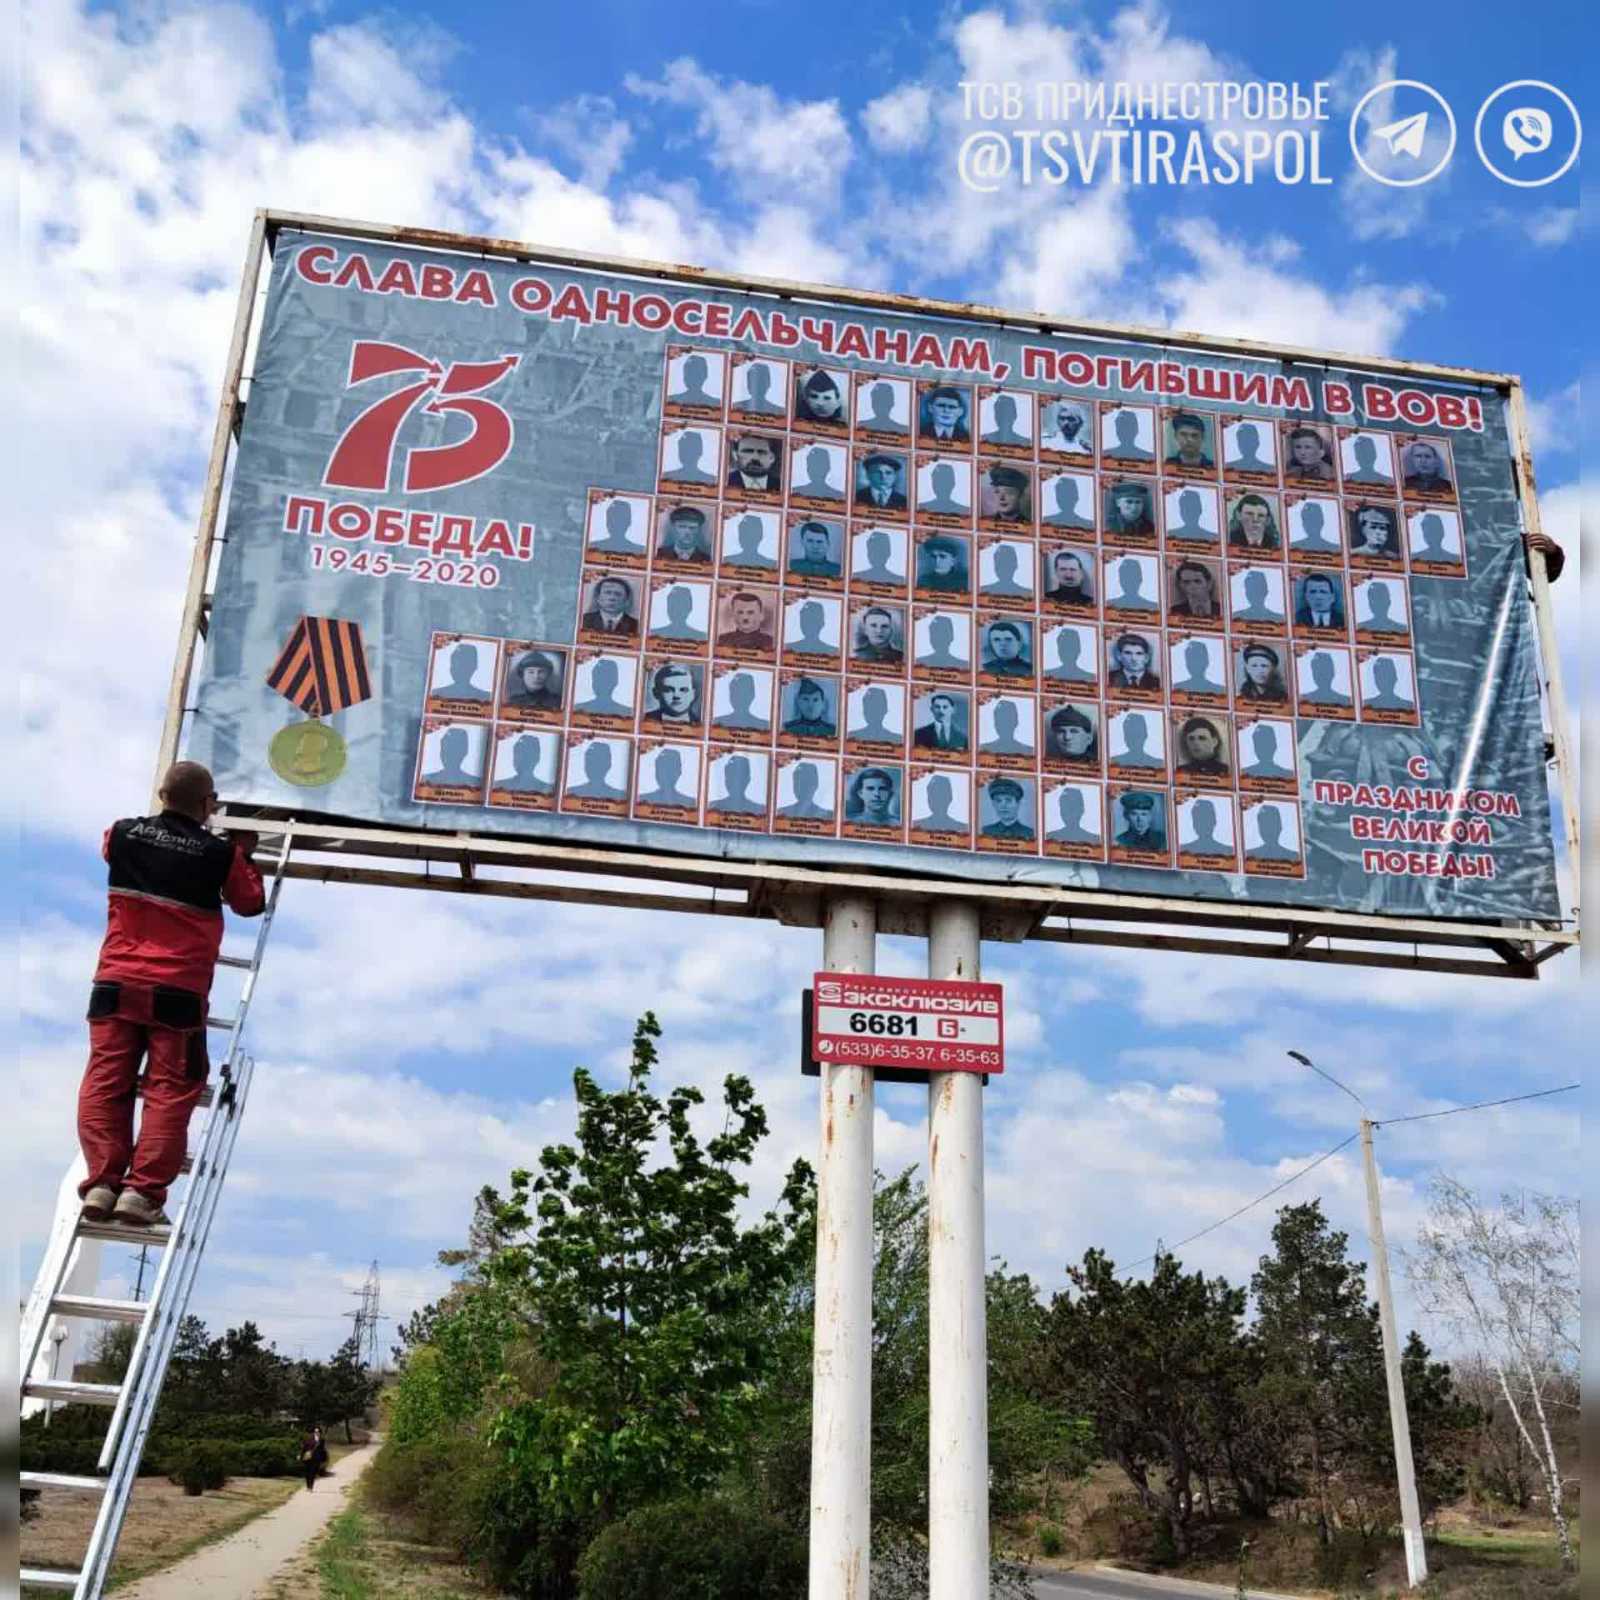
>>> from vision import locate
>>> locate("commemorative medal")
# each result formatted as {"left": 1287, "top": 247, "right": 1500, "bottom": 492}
{"left": 265, "top": 615, "right": 372, "bottom": 787}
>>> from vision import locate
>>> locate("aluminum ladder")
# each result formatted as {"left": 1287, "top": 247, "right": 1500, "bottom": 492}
{"left": 19, "top": 826, "right": 296, "bottom": 1598}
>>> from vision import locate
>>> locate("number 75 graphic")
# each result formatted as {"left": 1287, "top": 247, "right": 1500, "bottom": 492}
{"left": 323, "top": 341, "right": 520, "bottom": 494}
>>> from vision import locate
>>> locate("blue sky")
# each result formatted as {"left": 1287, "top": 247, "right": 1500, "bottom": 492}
{"left": 18, "top": 0, "right": 1587, "bottom": 1364}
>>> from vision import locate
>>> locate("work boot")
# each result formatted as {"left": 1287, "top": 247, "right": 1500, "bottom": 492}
{"left": 80, "top": 1185, "right": 118, "bottom": 1223}
{"left": 112, "top": 1190, "right": 172, "bottom": 1229}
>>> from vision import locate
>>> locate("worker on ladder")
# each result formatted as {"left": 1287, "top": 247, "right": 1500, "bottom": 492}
{"left": 77, "top": 762, "right": 264, "bottom": 1229}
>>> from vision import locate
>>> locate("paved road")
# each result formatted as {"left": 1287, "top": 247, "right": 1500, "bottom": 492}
{"left": 113, "top": 1441, "right": 379, "bottom": 1600}
{"left": 1034, "top": 1565, "right": 1302, "bottom": 1599}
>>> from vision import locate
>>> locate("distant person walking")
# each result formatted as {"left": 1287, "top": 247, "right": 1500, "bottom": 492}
{"left": 77, "top": 762, "right": 264, "bottom": 1228}
{"left": 300, "top": 1425, "right": 328, "bottom": 1491}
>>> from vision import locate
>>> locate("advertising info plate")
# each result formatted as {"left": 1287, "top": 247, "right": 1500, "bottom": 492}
{"left": 811, "top": 973, "right": 1005, "bottom": 1073}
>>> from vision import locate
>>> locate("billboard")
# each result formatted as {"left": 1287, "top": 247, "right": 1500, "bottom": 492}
{"left": 188, "top": 222, "right": 1563, "bottom": 927}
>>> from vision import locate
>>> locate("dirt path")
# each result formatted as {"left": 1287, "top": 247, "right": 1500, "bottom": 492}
{"left": 112, "top": 1441, "right": 380, "bottom": 1600}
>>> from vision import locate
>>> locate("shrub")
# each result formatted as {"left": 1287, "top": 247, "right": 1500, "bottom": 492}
{"left": 577, "top": 1496, "right": 806, "bottom": 1600}
{"left": 1038, "top": 1523, "right": 1065, "bottom": 1557}
{"left": 168, "top": 1442, "right": 230, "bottom": 1495}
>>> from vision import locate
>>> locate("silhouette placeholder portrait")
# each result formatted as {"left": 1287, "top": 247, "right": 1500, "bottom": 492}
{"left": 779, "top": 760, "right": 834, "bottom": 820}
{"left": 915, "top": 773, "right": 967, "bottom": 836}
{"left": 493, "top": 733, "right": 555, "bottom": 801}
{"left": 422, "top": 726, "right": 482, "bottom": 789}
{"left": 710, "top": 754, "right": 768, "bottom": 818}
{"left": 1047, "top": 785, "right": 1102, "bottom": 849}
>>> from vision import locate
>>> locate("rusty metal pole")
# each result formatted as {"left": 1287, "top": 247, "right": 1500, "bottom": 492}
{"left": 809, "top": 893, "right": 877, "bottom": 1600}
{"left": 926, "top": 899, "right": 987, "bottom": 1598}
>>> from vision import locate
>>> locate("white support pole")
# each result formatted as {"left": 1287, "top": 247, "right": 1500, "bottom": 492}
{"left": 1361, "top": 1118, "right": 1428, "bottom": 1588}
{"left": 809, "top": 894, "right": 877, "bottom": 1600}
{"left": 926, "top": 900, "right": 988, "bottom": 1599}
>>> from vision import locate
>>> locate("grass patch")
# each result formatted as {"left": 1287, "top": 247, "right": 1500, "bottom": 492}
{"left": 280, "top": 1491, "right": 495, "bottom": 1600}
{"left": 317, "top": 1507, "right": 377, "bottom": 1600}
{"left": 1432, "top": 1528, "right": 1571, "bottom": 1567}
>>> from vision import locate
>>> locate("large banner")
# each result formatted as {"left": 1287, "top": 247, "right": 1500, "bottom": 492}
{"left": 192, "top": 227, "right": 1560, "bottom": 924}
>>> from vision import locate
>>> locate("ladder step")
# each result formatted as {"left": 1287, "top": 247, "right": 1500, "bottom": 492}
{"left": 216, "top": 952, "right": 253, "bottom": 969}
{"left": 19, "top": 1567, "right": 82, "bottom": 1591}
{"left": 24, "top": 1377, "right": 123, "bottom": 1408}
{"left": 206, "top": 1014, "right": 237, "bottom": 1031}
{"left": 51, "top": 1293, "right": 148, "bottom": 1324}
{"left": 21, "top": 1470, "right": 107, "bottom": 1492}
{"left": 78, "top": 1219, "right": 173, "bottom": 1247}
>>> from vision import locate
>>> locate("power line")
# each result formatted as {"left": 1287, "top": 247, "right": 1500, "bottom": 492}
{"left": 1127, "top": 1132, "right": 1359, "bottom": 1270}
{"left": 1376, "top": 1082, "right": 1579, "bottom": 1127}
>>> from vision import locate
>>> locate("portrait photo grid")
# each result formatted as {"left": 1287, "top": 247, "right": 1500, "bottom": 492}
{"left": 410, "top": 358, "right": 1469, "bottom": 875}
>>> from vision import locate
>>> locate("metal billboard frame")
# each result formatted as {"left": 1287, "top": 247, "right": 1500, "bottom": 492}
{"left": 161, "top": 208, "right": 1579, "bottom": 980}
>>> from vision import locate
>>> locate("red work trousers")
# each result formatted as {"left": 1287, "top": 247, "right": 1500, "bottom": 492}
{"left": 78, "top": 1014, "right": 209, "bottom": 1206}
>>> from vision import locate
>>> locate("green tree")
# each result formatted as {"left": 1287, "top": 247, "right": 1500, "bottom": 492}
{"left": 1044, "top": 1248, "right": 1246, "bottom": 1561}
{"left": 325, "top": 1335, "right": 382, "bottom": 1442}
{"left": 484, "top": 1012, "right": 813, "bottom": 1584}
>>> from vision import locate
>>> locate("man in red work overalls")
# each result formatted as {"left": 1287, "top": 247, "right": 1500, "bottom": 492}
{"left": 78, "top": 762, "right": 265, "bottom": 1228}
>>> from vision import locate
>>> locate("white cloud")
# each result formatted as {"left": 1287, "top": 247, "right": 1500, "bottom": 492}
{"left": 1521, "top": 206, "right": 1578, "bottom": 247}
{"left": 1526, "top": 380, "right": 1579, "bottom": 457}
{"left": 862, "top": 84, "right": 932, "bottom": 153}
{"left": 528, "top": 94, "right": 635, "bottom": 190}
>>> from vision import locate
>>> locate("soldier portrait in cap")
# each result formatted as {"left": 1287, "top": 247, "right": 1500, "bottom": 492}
{"left": 1039, "top": 395, "right": 1095, "bottom": 462}
{"left": 977, "top": 460, "right": 1034, "bottom": 532}
{"left": 1162, "top": 482, "right": 1222, "bottom": 548}
{"left": 487, "top": 727, "right": 561, "bottom": 813}
{"left": 842, "top": 760, "right": 906, "bottom": 841}
{"left": 658, "top": 424, "right": 722, "bottom": 496}
{"left": 772, "top": 754, "right": 839, "bottom": 835}
{"left": 663, "top": 345, "right": 727, "bottom": 422}
{"left": 852, "top": 372, "right": 912, "bottom": 441}
{"left": 845, "top": 678, "right": 907, "bottom": 757}
{"left": 782, "top": 593, "right": 843, "bottom": 662}
{"left": 1102, "top": 477, "right": 1158, "bottom": 545}
{"left": 718, "top": 506, "right": 781, "bottom": 577}
{"left": 917, "top": 382, "right": 972, "bottom": 446}
{"left": 777, "top": 672, "right": 841, "bottom": 749}
{"left": 1108, "top": 787, "right": 1171, "bottom": 866}
{"left": 1042, "top": 698, "right": 1101, "bottom": 774}
{"left": 914, "top": 531, "right": 972, "bottom": 600}
{"left": 728, "top": 353, "right": 790, "bottom": 423}
{"left": 569, "top": 649, "right": 640, "bottom": 731}
{"left": 654, "top": 501, "right": 714, "bottom": 573}
{"left": 978, "top": 537, "right": 1035, "bottom": 611}
{"left": 414, "top": 717, "right": 489, "bottom": 807}
{"left": 786, "top": 518, "right": 844, "bottom": 589}
{"left": 632, "top": 738, "right": 703, "bottom": 824}
{"left": 850, "top": 524, "right": 910, "bottom": 597}
{"left": 560, "top": 733, "right": 632, "bottom": 818}
{"left": 1346, "top": 501, "right": 1405, "bottom": 571}
{"left": 915, "top": 453, "right": 975, "bottom": 525}
{"left": 585, "top": 491, "right": 650, "bottom": 565}
{"left": 709, "top": 664, "right": 775, "bottom": 746}
{"left": 908, "top": 765, "right": 973, "bottom": 847}
{"left": 977, "top": 386, "right": 1036, "bottom": 459}
{"left": 1236, "top": 639, "right": 1289, "bottom": 705}
{"left": 1357, "top": 649, "right": 1420, "bottom": 725}
{"left": 1161, "top": 408, "right": 1217, "bottom": 478}
{"left": 851, "top": 447, "right": 910, "bottom": 518}
{"left": 725, "top": 429, "right": 786, "bottom": 502}
{"left": 1220, "top": 414, "right": 1280, "bottom": 487}
{"left": 1172, "top": 712, "right": 1232, "bottom": 789}
{"left": 1039, "top": 469, "right": 1097, "bottom": 532}
{"left": 1294, "top": 643, "right": 1357, "bottom": 721}
{"left": 1405, "top": 506, "right": 1466, "bottom": 577}
{"left": 976, "top": 690, "right": 1037, "bottom": 772}
{"left": 499, "top": 643, "right": 567, "bottom": 726}
{"left": 1099, "top": 401, "right": 1155, "bottom": 463}
{"left": 1176, "top": 791, "right": 1240, "bottom": 872}
{"left": 1284, "top": 492, "right": 1343, "bottom": 567}
{"left": 977, "top": 773, "right": 1037, "bottom": 853}
{"left": 793, "top": 364, "right": 850, "bottom": 434}
{"left": 1043, "top": 778, "right": 1106, "bottom": 860}
{"left": 1242, "top": 798, "right": 1305, "bottom": 878}
{"left": 705, "top": 745, "right": 771, "bottom": 831}
{"left": 977, "top": 614, "right": 1035, "bottom": 687}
